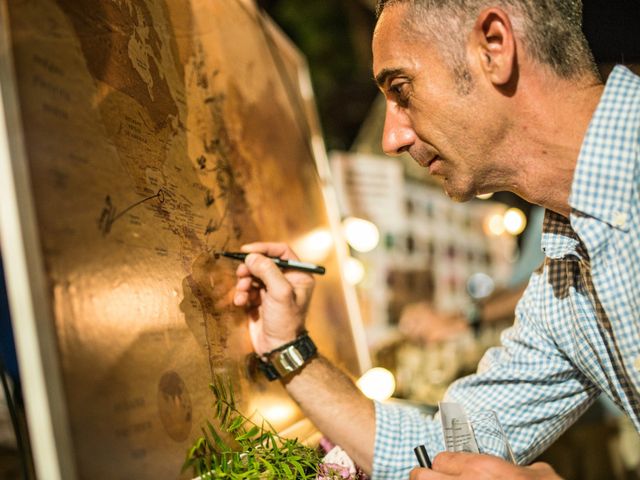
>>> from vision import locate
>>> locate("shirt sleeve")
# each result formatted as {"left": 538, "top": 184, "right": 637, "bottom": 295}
{"left": 372, "top": 401, "right": 444, "bottom": 479}
{"left": 372, "top": 271, "right": 600, "bottom": 479}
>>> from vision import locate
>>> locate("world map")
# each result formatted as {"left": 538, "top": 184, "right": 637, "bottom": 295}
{"left": 5, "top": 0, "right": 365, "bottom": 478}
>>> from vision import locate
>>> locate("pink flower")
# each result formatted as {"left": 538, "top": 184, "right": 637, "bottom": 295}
{"left": 317, "top": 462, "right": 354, "bottom": 480}
{"left": 316, "top": 439, "right": 369, "bottom": 480}
{"left": 317, "top": 445, "right": 357, "bottom": 480}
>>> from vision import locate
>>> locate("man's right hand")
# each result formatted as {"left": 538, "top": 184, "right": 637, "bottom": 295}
{"left": 233, "top": 242, "right": 376, "bottom": 474}
{"left": 232, "top": 242, "right": 315, "bottom": 356}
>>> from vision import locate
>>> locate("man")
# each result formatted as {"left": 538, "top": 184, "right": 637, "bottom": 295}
{"left": 233, "top": 0, "right": 640, "bottom": 478}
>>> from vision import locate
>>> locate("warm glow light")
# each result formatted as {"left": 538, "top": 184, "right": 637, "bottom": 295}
{"left": 484, "top": 213, "right": 505, "bottom": 236}
{"left": 259, "top": 403, "right": 297, "bottom": 425}
{"left": 342, "top": 217, "right": 380, "bottom": 253}
{"left": 503, "top": 208, "right": 527, "bottom": 235}
{"left": 476, "top": 193, "right": 493, "bottom": 200}
{"left": 356, "top": 367, "right": 396, "bottom": 401}
{"left": 291, "top": 228, "right": 334, "bottom": 264}
{"left": 343, "top": 256, "right": 365, "bottom": 285}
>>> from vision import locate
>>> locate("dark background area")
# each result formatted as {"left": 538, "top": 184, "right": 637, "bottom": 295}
{"left": 258, "top": 0, "right": 640, "bottom": 152}
{"left": 257, "top": 0, "right": 378, "bottom": 151}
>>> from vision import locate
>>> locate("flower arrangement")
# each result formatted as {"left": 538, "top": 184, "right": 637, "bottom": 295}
{"left": 316, "top": 438, "right": 369, "bottom": 480}
{"left": 183, "top": 375, "right": 367, "bottom": 479}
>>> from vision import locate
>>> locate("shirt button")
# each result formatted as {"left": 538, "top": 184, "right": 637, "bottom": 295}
{"left": 612, "top": 211, "right": 627, "bottom": 228}
{"left": 634, "top": 355, "right": 640, "bottom": 372}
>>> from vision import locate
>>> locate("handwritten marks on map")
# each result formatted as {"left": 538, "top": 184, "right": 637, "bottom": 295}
{"left": 98, "top": 189, "right": 165, "bottom": 236}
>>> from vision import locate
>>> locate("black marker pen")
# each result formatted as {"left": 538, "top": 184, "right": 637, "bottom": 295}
{"left": 414, "top": 445, "right": 432, "bottom": 469}
{"left": 215, "top": 251, "right": 326, "bottom": 275}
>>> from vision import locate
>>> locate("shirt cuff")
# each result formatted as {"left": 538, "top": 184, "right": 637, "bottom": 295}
{"left": 372, "top": 401, "right": 445, "bottom": 480}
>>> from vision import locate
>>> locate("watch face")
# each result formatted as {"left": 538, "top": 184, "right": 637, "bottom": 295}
{"left": 272, "top": 345, "right": 305, "bottom": 377}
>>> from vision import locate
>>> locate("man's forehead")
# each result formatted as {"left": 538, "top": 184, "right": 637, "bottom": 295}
{"left": 372, "top": 4, "right": 425, "bottom": 63}
{"left": 372, "top": 1, "right": 409, "bottom": 44}
{"left": 372, "top": 6, "right": 424, "bottom": 86}
{"left": 372, "top": 6, "right": 408, "bottom": 75}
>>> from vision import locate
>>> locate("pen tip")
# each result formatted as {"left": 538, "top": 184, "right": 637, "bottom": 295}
{"left": 213, "top": 252, "right": 221, "bottom": 259}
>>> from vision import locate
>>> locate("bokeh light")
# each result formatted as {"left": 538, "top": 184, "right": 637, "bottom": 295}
{"left": 292, "top": 228, "right": 334, "bottom": 263}
{"left": 342, "top": 217, "right": 380, "bottom": 253}
{"left": 356, "top": 367, "right": 396, "bottom": 401}
{"left": 484, "top": 213, "right": 505, "bottom": 236}
{"left": 503, "top": 208, "right": 527, "bottom": 235}
{"left": 343, "top": 256, "right": 365, "bottom": 285}
{"left": 476, "top": 192, "right": 494, "bottom": 200}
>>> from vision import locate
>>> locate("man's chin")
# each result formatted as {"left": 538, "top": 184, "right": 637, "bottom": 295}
{"left": 442, "top": 181, "right": 476, "bottom": 202}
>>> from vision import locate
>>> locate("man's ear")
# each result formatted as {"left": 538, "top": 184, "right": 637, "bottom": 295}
{"left": 470, "top": 8, "right": 516, "bottom": 86}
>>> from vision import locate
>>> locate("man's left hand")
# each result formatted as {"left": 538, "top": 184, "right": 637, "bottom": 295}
{"left": 409, "top": 452, "right": 562, "bottom": 480}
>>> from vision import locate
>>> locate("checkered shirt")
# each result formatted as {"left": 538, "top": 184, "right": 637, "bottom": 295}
{"left": 373, "top": 65, "right": 640, "bottom": 479}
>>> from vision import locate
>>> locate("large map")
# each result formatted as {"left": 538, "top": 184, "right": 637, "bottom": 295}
{"left": 3, "top": 0, "right": 365, "bottom": 478}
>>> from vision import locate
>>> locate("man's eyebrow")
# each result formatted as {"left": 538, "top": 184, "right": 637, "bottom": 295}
{"left": 374, "top": 68, "right": 404, "bottom": 88}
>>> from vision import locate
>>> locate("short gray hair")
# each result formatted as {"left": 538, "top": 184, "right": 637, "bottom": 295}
{"left": 376, "top": 0, "right": 597, "bottom": 81}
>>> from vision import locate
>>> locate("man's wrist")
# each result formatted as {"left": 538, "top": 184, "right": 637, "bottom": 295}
{"left": 256, "top": 328, "right": 306, "bottom": 356}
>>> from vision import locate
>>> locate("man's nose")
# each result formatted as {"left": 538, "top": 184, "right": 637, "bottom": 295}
{"left": 381, "top": 102, "right": 416, "bottom": 156}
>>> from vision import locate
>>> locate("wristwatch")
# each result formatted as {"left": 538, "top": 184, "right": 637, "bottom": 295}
{"left": 257, "top": 331, "right": 317, "bottom": 381}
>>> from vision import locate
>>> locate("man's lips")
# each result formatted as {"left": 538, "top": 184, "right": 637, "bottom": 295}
{"left": 415, "top": 155, "right": 439, "bottom": 168}
{"left": 427, "top": 156, "right": 443, "bottom": 175}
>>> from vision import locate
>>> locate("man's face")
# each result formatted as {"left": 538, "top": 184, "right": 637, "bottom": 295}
{"left": 372, "top": 4, "right": 505, "bottom": 201}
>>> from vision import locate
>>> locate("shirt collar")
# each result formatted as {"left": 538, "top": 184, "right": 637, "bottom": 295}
{"left": 568, "top": 65, "right": 640, "bottom": 230}
{"left": 541, "top": 210, "right": 584, "bottom": 260}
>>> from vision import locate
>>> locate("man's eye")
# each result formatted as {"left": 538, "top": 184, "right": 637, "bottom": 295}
{"left": 389, "top": 82, "right": 410, "bottom": 105}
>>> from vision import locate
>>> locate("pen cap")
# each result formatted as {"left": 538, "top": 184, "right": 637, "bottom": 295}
{"left": 414, "top": 445, "right": 432, "bottom": 469}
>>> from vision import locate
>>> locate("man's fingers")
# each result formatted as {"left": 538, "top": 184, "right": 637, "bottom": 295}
{"left": 234, "top": 288, "right": 262, "bottom": 308}
{"left": 433, "top": 452, "right": 536, "bottom": 479}
{"left": 241, "top": 242, "right": 299, "bottom": 260}
{"left": 236, "top": 262, "right": 251, "bottom": 278}
{"left": 409, "top": 467, "right": 452, "bottom": 480}
{"left": 432, "top": 452, "right": 479, "bottom": 475}
{"left": 234, "top": 263, "right": 265, "bottom": 306}
{"left": 248, "top": 287, "right": 261, "bottom": 306}
{"left": 526, "top": 462, "right": 559, "bottom": 476}
{"left": 233, "top": 290, "right": 248, "bottom": 306}
{"left": 527, "top": 462, "right": 550, "bottom": 471}
{"left": 244, "top": 253, "right": 294, "bottom": 301}
{"left": 235, "top": 276, "right": 254, "bottom": 293}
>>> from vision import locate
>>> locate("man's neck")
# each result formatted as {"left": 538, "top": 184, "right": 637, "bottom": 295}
{"left": 501, "top": 68, "right": 605, "bottom": 217}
